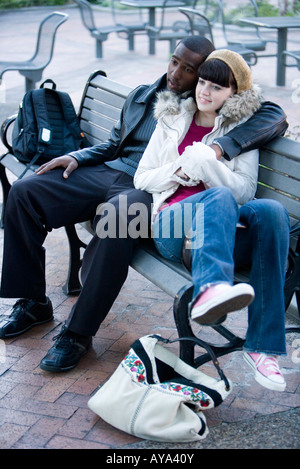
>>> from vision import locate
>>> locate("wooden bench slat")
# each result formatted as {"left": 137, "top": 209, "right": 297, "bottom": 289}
{"left": 80, "top": 107, "right": 118, "bottom": 133}
{"left": 82, "top": 98, "right": 123, "bottom": 122}
{"left": 89, "top": 74, "right": 132, "bottom": 97}
{"left": 0, "top": 153, "right": 35, "bottom": 178}
{"left": 262, "top": 136, "right": 300, "bottom": 160}
{"left": 80, "top": 121, "right": 111, "bottom": 143}
{"left": 258, "top": 165, "right": 300, "bottom": 201}
{"left": 259, "top": 149, "right": 300, "bottom": 177}
{"left": 84, "top": 86, "right": 127, "bottom": 110}
{"left": 256, "top": 183, "right": 300, "bottom": 220}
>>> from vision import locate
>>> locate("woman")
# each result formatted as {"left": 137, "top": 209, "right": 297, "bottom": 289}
{"left": 134, "top": 50, "right": 289, "bottom": 392}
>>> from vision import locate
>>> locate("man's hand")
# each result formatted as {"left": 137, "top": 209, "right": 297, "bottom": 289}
{"left": 209, "top": 143, "right": 223, "bottom": 160}
{"left": 175, "top": 168, "right": 189, "bottom": 180}
{"left": 35, "top": 155, "right": 79, "bottom": 179}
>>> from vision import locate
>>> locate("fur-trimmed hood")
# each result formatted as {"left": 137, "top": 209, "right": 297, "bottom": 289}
{"left": 154, "top": 84, "right": 262, "bottom": 125}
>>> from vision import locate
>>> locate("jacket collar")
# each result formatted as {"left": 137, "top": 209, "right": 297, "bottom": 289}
{"left": 135, "top": 74, "right": 196, "bottom": 106}
{"left": 154, "top": 84, "right": 262, "bottom": 124}
{"left": 135, "top": 74, "right": 167, "bottom": 104}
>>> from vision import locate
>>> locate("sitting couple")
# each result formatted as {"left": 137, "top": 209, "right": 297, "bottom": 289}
{"left": 0, "top": 37, "right": 289, "bottom": 393}
{"left": 134, "top": 49, "right": 289, "bottom": 392}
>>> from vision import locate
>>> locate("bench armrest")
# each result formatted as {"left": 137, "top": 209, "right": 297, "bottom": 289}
{"left": 290, "top": 221, "right": 300, "bottom": 238}
{"left": 1, "top": 114, "right": 17, "bottom": 154}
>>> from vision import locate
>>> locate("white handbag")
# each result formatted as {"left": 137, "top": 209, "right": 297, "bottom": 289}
{"left": 88, "top": 334, "right": 232, "bottom": 443}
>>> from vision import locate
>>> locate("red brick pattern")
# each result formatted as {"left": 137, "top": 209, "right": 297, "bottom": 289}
{"left": 0, "top": 227, "right": 299, "bottom": 449}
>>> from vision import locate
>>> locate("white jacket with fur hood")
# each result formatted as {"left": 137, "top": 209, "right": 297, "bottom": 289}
{"left": 134, "top": 85, "right": 262, "bottom": 223}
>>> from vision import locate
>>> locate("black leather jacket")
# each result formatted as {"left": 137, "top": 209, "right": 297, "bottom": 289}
{"left": 70, "top": 73, "right": 288, "bottom": 166}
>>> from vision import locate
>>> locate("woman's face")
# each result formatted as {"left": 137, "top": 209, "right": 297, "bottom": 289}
{"left": 195, "top": 77, "right": 234, "bottom": 116}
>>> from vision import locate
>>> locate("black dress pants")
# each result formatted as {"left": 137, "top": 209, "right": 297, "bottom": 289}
{"left": 0, "top": 164, "right": 152, "bottom": 336}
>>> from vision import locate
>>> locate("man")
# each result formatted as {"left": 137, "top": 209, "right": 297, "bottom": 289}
{"left": 0, "top": 36, "right": 288, "bottom": 373}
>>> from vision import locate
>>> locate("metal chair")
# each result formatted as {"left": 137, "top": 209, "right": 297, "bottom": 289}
{"left": 74, "top": 0, "right": 129, "bottom": 58}
{"left": 178, "top": 8, "right": 257, "bottom": 66}
{"left": 217, "top": 0, "right": 276, "bottom": 58}
{"left": 145, "top": 0, "right": 193, "bottom": 56}
{"left": 178, "top": 7, "right": 214, "bottom": 42}
{"left": 0, "top": 12, "right": 68, "bottom": 92}
{"left": 111, "top": 0, "right": 148, "bottom": 51}
{"left": 282, "top": 50, "right": 300, "bottom": 71}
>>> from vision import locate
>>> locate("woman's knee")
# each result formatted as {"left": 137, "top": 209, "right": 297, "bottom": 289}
{"left": 205, "top": 186, "right": 238, "bottom": 215}
{"left": 240, "top": 199, "right": 290, "bottom": 237}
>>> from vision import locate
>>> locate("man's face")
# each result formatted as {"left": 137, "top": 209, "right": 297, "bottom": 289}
{"left": 167, "top": 43, "right": 205, "bottom": 94}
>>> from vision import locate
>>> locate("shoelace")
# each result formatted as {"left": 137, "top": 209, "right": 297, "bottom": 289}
{"left": 9, "top": 299, "right": 33, "bottom": 318}
{"left": 52, "top": 327, "right": 74, "bottom": 350}
{"left": 254, "top": 354, "right": 282, "bottom": 376}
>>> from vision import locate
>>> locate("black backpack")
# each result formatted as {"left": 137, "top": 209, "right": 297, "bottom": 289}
{"left": 12, "top": 79, "right": 87, "bottom": 178}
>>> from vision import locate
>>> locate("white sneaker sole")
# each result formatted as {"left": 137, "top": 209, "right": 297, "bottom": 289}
{"left": 243, "top": 352, "right": 286, "bottom": 392}
{"left": 191, "top": 283, "right": 254, "bottom": 326}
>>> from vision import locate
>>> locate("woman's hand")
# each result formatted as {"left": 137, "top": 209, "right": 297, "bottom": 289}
{"left": 35, "top": 155, "right": 79, "bottom": 179}
{"left": 175, "top": 168, "right": 189, "bottom": 180}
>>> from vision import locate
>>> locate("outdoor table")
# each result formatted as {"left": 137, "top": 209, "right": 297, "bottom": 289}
{"left": 120, "top": 0, "right": 185, "bottom": 54}
{"left": 239, "top": 16, "right": 300, "bottom": 86}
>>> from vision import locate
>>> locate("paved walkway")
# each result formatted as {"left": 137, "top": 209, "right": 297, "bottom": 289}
{"left": 0, "top": 4, "right": 299, "bottom": 451}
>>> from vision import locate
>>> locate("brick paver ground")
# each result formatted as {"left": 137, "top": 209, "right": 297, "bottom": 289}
{"left": 0, "top": 4, "right": 299, "bottom": 451}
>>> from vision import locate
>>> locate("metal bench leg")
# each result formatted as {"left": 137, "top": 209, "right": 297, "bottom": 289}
{"left": 0, "top": 164, "right": 11, "bottom": 228}
{"left": 169, "top": 38, "right": 177, "bottom": 56}
{"left": 96, "top": 40, "right": 104, "bottom": 58}
{"left": 173, "top": 284, "right": 195, "bottom": 365}
{"left": 25, "top": 77, "right": 36, "bottom": 92}
{"left": 63, "top": 224, "right": 87, "bottom": 296}
{"left": 173, "top": 284, "right": 246, "bottom": 368}
{"left": 285, "top": 241, "right": 300, "bottom": 319}
{"left": 128, "top": 31, "right": 134, "bottom": 51}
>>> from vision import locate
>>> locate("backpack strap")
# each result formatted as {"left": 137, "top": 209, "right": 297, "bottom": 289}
{"left": 55, "top": 90, "right": 83, "bottom": 143}
{"left": 152, "top": 335, "right": 231, "bottom": 391}
{"left": 40, "top": 79, "right": 56, "bottom": 90}
{"left": 40, "top": 80, "right": 79, "bottom": 139}
{"left": 31, "top": 88, "right": 52, "bottom": 148}
{"left": 18, "top": 89, "right": 52, "bottom": 179}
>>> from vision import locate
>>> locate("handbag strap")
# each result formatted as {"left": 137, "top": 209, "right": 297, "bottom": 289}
{"left": 152, "top": 334, "right": 230, "bottom": 391}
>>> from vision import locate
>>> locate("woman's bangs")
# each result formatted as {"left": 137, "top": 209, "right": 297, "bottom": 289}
{"left": 198, "top": 59, "right": 234, "bottom": 88}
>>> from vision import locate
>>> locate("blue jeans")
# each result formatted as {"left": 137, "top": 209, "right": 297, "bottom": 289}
{"left": 153, "top": 187, "right": 290, "bottom": 355}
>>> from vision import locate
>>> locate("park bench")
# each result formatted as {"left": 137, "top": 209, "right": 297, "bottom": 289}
{"left": 0, "top": 70, "right": 299, "bottom": 367}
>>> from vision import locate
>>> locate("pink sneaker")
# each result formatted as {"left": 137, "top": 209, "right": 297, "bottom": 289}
{"left": 244, "top": 352, "right": 286, "bottom": 392}
{"left": 190, "top": 283, "right": 254, "bottom": 326}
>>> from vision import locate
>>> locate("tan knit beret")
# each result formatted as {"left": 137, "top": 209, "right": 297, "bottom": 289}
{"left": 205, "top": 49, "right": 252, "bottom": 93}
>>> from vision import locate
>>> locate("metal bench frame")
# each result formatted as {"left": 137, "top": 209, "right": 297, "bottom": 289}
{"left": 282, "top": 50, "right": 300, "bottom": 71}
{"left": 144, "top": 0, "right": 193, "bottom": 56}
{"left": 111, "top": 0, "right": 148, "bottom": 50}
{"left": 216, "top": 0, "right": 277, "bottom": 60}
{"left": 178, "top": 7, "right": 258, "bottom": 66}
{"left": 74, "top": 0, "right": 147, "bottom": 58}
{"left": 1, "top": 70, "right": 299, "bottom": 368}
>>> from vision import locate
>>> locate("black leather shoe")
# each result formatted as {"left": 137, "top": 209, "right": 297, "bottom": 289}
{"left": 40, "top": 325, "right": 92, "bottom": 372}
{"left": 0, "top": 298, "right": 53, "bottom": 338}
